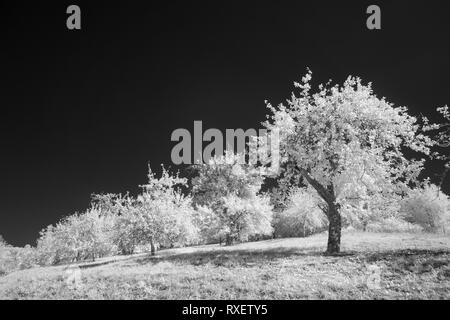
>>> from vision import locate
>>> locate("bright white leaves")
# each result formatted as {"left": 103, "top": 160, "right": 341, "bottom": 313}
{"left": 37, "top": 208, "right": 114, "bottom": 264}
{"left": 36, "top": 166, "right": 200, "bottom": 263}
{"left": 192, "top": 152, "right": 273, "bottom": 243}
{"left": 123, "top": 166, "right": 199, "bottom": 249}
{"left": 262, "top": 70, "right": 434, "bottom": 205}
{"left": 222, "top": 193, "right": 273, "bottom": 241}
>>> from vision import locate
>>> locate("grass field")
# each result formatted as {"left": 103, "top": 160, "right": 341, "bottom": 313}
{"left": 1, "top": 231, "right": 449, "bottom": 300}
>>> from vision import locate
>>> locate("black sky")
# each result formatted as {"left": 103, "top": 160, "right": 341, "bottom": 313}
{"left": 1, "top": 1, "right": 449, "bottom": 246}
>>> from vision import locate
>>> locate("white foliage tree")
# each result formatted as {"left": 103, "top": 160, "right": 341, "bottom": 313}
{"left": 424, "top": 105, "right": 450, "bottom": 188}
{"left": 37, "top": 208, "right": 114, "bottom": 265}
{"left": 273, "top": 187, "right": 327, "bottom": 238}
{"left": 258, "top": 70, "right": 434, "bottom": 254}
{"left": 193, "top": 205, "right": 226, "bottom": 244}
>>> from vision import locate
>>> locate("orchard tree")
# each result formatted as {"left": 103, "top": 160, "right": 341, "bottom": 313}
{"left": 401, "top": 183, "right": 450, "bottom": 233}
{"left": 424, "top": 105, "right": 450, "bottom": 188}
{"left": 91, "top": 193, "right": 138, "bottom": 255}
{"left": 192, "top": 152, "right": 273, "bottom": 245}
{"left": 221, "top": 193, "right": 273, "bottom": 243}
{"left": 273, "top": 187, "right": 327, "bottom": 238}
{"left": 0, "top": 235, "right": 6, "bottom": 247}
{"left": 131, "top": 166, "right": 198, "bottom": 255}
{"left": 37, "top": 208, "right": 114, "bottom": 265}
{"left": 260, "top": 70, "right": 434, "bottom": 254}
{"left": 341, "top": 189, "right": 403, "bottom": 231}
{"left": 91, "top": 167, "right": 198, "bottom": 256}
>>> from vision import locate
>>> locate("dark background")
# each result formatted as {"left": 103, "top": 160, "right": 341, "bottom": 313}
{"left": 1, "top": 1, "right": 449, "bottom": 246}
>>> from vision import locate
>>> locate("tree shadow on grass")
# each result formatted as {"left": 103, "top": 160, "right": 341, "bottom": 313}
{"left": 67, "top": 252, "right": 150, "bottom": 270}
{"left": 77, "top": 260, "right": 121, "bottom": 270}
{"left": 71, "top": 242, "right": 450, "bottom": 271}
{"left": 129, "top": 246, "right": 450, "bottom": 270}
{"left": 132, "top": 246, "right": 331, "bottom": 267}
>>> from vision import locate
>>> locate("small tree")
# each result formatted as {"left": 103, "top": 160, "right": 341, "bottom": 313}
{"left": 36, "top": 208, "right": 115, "bottom": 265}
{"left": 192, "top": 152, "right": 273, "bottom": 245}
{"left": 222, "top": 193, "right": 273, "bottom": 243}
{"left": 92, "top": 193, "right": 136, "bottom": 255}
{"left": 260, "top": 70, "right": 434, "bottom": 254}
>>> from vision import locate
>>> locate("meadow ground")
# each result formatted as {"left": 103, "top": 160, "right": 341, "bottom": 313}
{"left": 0, "top": 231, "right": 449, "bottom": 300}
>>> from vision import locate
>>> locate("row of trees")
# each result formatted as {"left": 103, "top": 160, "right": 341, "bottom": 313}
{"left": 30, "top": 159, "right": 275, "bottom": 265}
{"left": 35, "top": 168, "right": 198, "bottom": 264}
{"left": 2, "top": 70, "right": 450, "bottom": 270}
{"left": 1, "top": 169, "right": 449, "bottom": 270}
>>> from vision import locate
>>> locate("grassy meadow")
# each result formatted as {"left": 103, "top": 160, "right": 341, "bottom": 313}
{"left": 1, "top": 231, "right": 449, "bottom": 300}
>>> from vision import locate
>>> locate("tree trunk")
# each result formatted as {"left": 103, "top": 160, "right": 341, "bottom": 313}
{"left": 326, "top": 202, "right": 341, "bottom": 255}
{"left": 225, "top": 234, "right": 233, "bottom": 246}
{"left": 150, "top": 239, "right": 156, "bottom": 256}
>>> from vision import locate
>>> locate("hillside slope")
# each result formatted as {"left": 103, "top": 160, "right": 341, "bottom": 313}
{"left": 1, "top": 232, "right": 449, "bottom": 299}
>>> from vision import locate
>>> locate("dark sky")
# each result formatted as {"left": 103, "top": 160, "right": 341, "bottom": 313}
{"left": 1, "top": 1, "right": 449, "bottom": 246}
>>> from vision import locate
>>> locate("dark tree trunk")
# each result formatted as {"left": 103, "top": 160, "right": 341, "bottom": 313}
{"left": 326, "top": 202, "right": 341, "bottom": 255}
{"left": 225, "top": 234, "right": 233, "bottom": 246}
{"left": 150, "top": 239, "right": 156, "bottom": 256}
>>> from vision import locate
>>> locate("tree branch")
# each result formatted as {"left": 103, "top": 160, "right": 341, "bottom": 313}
{"left": 297, "top": 167, "right": 334, "bottom": 204}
